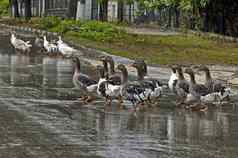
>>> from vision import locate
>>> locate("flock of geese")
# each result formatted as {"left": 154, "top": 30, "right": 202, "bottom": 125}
{"left": 9, "top": 33, "right": 231, "bottom": 112}
{"left": 72, "top": 56, "right": 231, "bottom": 112}
{"left": 10, "top": 32, "right": 78, "bottom": 57}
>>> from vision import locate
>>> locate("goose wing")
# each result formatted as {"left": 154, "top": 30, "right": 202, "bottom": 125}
{"left": 77, "top": 73, "right": 97, "bottom": 87}
{"left": 213, "top": 80, "right": 226, "bottom": 93}
{"left": 177, "top": 80, "right": 189, "bottom": 93}
{"left": 196, "top": 84, "right": 209, "bottom": 96}
{"left": 108, "top": 73, "right": 121, "bottom": 85}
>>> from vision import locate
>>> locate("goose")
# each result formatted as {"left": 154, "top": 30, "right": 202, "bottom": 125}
{"left": 168, "top": 65, "right": 178, "bottom": 93}
{"left": 57, "top": 36, "right": 78, "bottom": 57}
{"left": 99, "top": 56, "right": 121, "bottom": 85}
{"left": 116, "top": 64, "right": 148, "bottom": 110}
{"left": 72, "top": 57, "right": 98, "bottom": 102}
{"left": 184, "top": 68, "right": 208, "bottom": 111}
{"left": 196, "top": 65, "right": 230, "bottom": 101}
{"left": 96, "top": 61, "right": 122, "bottom": 105}
{"left": 43, "top": 36, "right": 58, "bottom": 54}
{"left": 174, "top": 66, "right": 189, "bottom": 106}
{"left": 131, "top": 60, "right": 163, "bottom": 102}
{"left": 33, "top": 31, "right": 44, "bottom": 49}
{"left": 10, "top": 33, "right": 32, "bottom": 53}
{"left": 34, "top": 36, "right": 44, "bottom": 49}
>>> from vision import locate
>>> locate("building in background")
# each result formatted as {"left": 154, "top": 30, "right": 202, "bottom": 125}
{"left": 107, "top": 0, "right": 139, "bottom": 23}
{"left": 19, "top": 0, "right": 140, "bottom": 23}
{"left": 76, "top": 0, "right": 98, "bottom": 20}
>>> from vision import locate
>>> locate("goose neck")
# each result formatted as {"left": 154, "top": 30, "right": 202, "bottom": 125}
{"left": 137, "top": 67, "right": 145, "bottom": 80}
{"left": 108, "top": 60, "right": 115, "bottom": 74}
{"left": 205, "top": 70, "right": 212, "bottom": 81}
{"left": 121, "top": 69, "right": 128, "bottom": 85}
{"left": 189, "top": 73, "right": 196, "bottom": 84}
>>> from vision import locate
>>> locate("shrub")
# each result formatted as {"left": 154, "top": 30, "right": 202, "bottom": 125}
{"left": 40, "top": 16, "right": 61, "bottom": 29}
{"left": 50, "top": 19, "right": 83, "bottom": 33}
{"left": 79, "top": 21, "right": 126, "bottom": 42}
{"left": 0, "top": 0, "right": 9, "bottom": 17}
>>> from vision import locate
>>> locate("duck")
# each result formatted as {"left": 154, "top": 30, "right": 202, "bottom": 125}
{"left": 131, "top": 60, "right": 163, "bottom": 102}
{"left": 184, "top": 68, "right": 208, "bottom": 111}
{"left": 99, "top": 56, "right": 121, "bottom": 85}
{"left": 72, "top": 57, "right": 98, "bottom": 102}
{"left": 196, "top": 65, "right": 230, "bottom": 101}
{"left": 168, "top": 65, "right": 178, "bottom": 93}
{"left": 10, "top": 33, "right": 32, "bottom": 53}
{"left": 43, "top": 36, "right": 58, "bottom": 54}
{"left": 174, "top": 66, "right": 190, "bottom": 106}
{"left": 116, "top": 64, "right": 148, "bottom": 110}
{"left": 57, "top": 36, "right": 78, "bottom": 57}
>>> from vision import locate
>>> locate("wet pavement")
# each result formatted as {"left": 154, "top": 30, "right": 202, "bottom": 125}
{"left": 0, "top": 30, "right": 238, "bottom": 158}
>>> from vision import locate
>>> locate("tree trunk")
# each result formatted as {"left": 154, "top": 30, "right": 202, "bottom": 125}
{"left": 11, "top": 0, "right": 20, "bottom": 18}
{"left": 24, "top": 0, "right": 31, "bottom": 20}
{"left": 99, "top": 0, "right": 108, "bottom": 21}
{"left": 67, "top": 0, "right": 78, "bottom": 19}
{"left": 168, "top": 7, "right": 172, "bottom": 28}
{"left": 118, "top": 1, "right": 124, "bottom": 22}
{"left": 174, "top": 6, "right": 180, "bottom": 28}
{"left": 128, "top": 4, "right": 132, "bottom": 23}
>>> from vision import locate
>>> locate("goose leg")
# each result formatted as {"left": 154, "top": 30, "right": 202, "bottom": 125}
{"left": 105, "top": 96, "right": 112, "bottom": 106}
{"left": 85, "top": 95, "right": 95, "bottom": 103}
{"left": 117, "top": 95, "right": 124, "bottom": 109}
{"left": 78, "top": 95, "right": 88, "bottom": 102}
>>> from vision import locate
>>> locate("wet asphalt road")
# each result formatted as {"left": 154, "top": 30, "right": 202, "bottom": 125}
{"left": 0, "top": 31, "right": 238, "bottom": 158}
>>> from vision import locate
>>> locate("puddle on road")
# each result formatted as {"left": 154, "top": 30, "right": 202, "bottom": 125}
{"left": 0, "top": 32, "right": 238, "bottom": 157}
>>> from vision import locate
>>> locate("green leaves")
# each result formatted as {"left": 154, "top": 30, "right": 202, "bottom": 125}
{"left": 134, "top": 0, "right": 209, "bottom": 10}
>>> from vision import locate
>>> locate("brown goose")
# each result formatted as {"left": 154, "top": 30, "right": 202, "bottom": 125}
{"left": 184, "top": 68, "right": 208, "bottom": 111}
{"left": 105, "top": 56, "right": 121, "bottom": 85}
{"left": 116, "top": 64, "right": 148, "bottom": 109}
{"left": 102, "top": 56, "right": 121, "bottom": 85}
{"left": 131, "top": 60, "right": 163, "bottom": 102}
{"left": 174, "top": 66, "right": 189, "bottom": 105}
{"left": 72, "top": 57, "right": 98, "bottom": 102}
{"left": 198, "top": 66, "right": 225, "bottom": 92}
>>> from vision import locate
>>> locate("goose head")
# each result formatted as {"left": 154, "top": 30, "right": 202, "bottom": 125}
{"left": 175, "top": 65, "right": 185, "bottom": 80}
{"left": 169, "top": 65, "right": 177, "bottom": 74}
{"left": 105, "top": 56, "right": 115, "bottom": 74}
{"left": 184, "top": 68, "right": 196, "bottom": 84}
{"left": 10, "top": 32, "right": 16, "bottom": 40}
{"left": 57, "top": 36, "right": 63, "bottom": 44}
{"left": 99, "top": 55, "right": 109, "bottom": 75}
{"left": 43, "top": 36, "right": 48, "bottom": 42}
{"left": 197, "top": 65, "right": 211, "bottom": 80}
{"left": 184, "top": 68, "right": 194, "bottom": 76}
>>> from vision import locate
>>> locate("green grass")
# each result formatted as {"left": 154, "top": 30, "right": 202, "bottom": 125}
{"left": 2, "top": 17, "right": 238, "bottom": 65}
{"left": 0, "top": 0, "right": 9, "bottom": 16}
{"left": 65, "top": 32, "right": 238, "bottom": 65}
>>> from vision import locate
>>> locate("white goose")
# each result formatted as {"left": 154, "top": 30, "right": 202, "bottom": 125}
{"left": 168, "top": 66, "right": 178, "bottom": 93}
{"left": 57, "top": 36, "right": 78, "bottom": 57}
{"left": 43, "top": 36, "right": 58, "bottom": 54}
{"left": 10, "top": 33, "right": 32, "bottom": 53}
